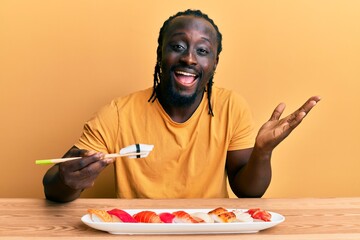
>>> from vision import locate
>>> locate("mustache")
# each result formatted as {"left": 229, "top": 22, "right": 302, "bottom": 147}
{"left": 170, "top": 65, "right": 202, "bottom": 77}
{"left": 170, "top": 64, "right": 199, "bottom": 73}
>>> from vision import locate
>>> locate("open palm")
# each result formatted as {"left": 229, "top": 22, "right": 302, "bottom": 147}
{"left": 255, "top": 96, "right": 321, "bottom": 153}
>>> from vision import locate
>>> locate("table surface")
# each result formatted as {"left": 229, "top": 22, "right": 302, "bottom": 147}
{"left": 1, "top": 197, "right": 360, "bottom": 239}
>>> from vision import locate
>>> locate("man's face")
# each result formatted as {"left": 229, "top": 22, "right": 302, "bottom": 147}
{"left": 159, "top": 16, "right": 219, "bottom": 107}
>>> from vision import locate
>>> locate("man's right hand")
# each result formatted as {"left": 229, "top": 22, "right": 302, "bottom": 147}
{"left": 43, "top": 146, "right": 114, "bottom": 202}
{"left": 58, "top": 148, "right": 113, "bottom": 190}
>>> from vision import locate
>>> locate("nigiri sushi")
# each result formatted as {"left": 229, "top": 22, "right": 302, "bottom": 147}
{"left": 208, "top": 207, "right": 228, "bottom": 216}
{"left": 159, "top": 212, "right": 175, "bottom": 223}
{"left": 87, "top": 209, "right": 113, "bottom": 222}
{"left": 208, "top": 207, "right": 237, "bottom": 223}
{"left": 232, "top": 210, "right": 253, "bottom": 222}
{"left": 172, "top": 210, "right": 202, "bottom": 223}
{"left": 107, "top": 208, "right": 137, "bottom": 223}
{"left": 191, "top": 212, "right": 214, "bottom": 223}
{"left": 133, "top": 211, "right": 162, "bottom": 223}
{"left": 212, "top": 211, "right": 237, "bottom": 223}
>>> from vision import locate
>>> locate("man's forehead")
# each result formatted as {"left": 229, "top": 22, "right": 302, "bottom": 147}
{"left": 165, "top": 15, "right": 217, "bottom": 40}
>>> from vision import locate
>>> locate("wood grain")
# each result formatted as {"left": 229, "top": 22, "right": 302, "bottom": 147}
{"left": 0, "top": 198, "right": 359, "bottom": 239}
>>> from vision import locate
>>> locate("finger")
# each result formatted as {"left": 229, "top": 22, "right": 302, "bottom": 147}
{"left": 65, "top": 147, "right": 98, "bottom": 158}
{"left": 296, "top": 96, "right": 321, "bottom": 115}
{"left": 284, "top": 96, "right": 320, "bottom": 125}
{"left": 60, "top": 159, "right": 108, "bottom": 190}
{"left": 83, "top": 150, "right": 97, "bottom": 157}
{"left": 64, "top": 148, "right": 87, "bottom": 158}
{"left": 289, "top": 96, "right": 320, "bottom": 128}
{"left": 288, "top": 111, "right": 306, "bottom": 129}
{"left": 77, "top": 159, "right": 108, "bottom": 181}
{"left": 102, "top": 157, "right": 116, "bottom": 164}
{"left": 269, "top": 103, "right": 286, "bottom": 121}
{"left": 61, "top": 152, "right": 104, "bottom": 172}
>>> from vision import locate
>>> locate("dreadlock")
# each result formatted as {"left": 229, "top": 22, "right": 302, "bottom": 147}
{"left": 148, "top": 9, "right": 223, "bottom": 116}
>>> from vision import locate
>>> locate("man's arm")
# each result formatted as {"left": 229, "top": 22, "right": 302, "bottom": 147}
{"left": 43, "top": 163, "right": 83, "bottom": 203}
{"left": 42, "top": 146, "right": 114, "bottom": 202}
{"left": 227, "top": 96, "right": 320, "bottom": 197}
{"left": 226, "top": 148, "right": 271, "bottom": 197}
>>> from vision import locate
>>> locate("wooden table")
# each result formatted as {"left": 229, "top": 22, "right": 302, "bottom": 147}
{"left": 0, "top": 198, "right": 359, "bottom": 239}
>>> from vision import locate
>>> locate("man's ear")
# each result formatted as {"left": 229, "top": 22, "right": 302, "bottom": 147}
{"left": 157, "top": 47, "right": 162, "bottom": 63}
{"left": 214, "top": 56, "right": 219, "bottom": 70}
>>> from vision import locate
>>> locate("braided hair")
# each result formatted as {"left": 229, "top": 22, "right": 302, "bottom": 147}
{"left": 148, "top": 9, "right": 223, "bottom": 116}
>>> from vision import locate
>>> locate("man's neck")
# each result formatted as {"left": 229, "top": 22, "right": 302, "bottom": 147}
{"left": 157, "top": 91, "right": 204, "bottom": 123}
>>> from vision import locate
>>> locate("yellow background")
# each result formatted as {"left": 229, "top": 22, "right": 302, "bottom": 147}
{"left": 1, "top": 1, "right": 359, "bottom": 198}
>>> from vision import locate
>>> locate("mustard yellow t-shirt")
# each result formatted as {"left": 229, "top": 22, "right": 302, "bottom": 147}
{"left": 75, "top": 87, "right": 255, "bottom": 198}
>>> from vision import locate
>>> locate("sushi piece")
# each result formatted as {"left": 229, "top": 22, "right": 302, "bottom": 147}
{"left": 247, "top": 208, "right": 272, "bottom": 222}
{"left": 191, "top": 212, "right": 214, "bottom": 223}
{"left": 133, "top": 211, "right": 162, "bottom": 223}
{"left": 208, "top": 207, "right": 228, "bottom": 216}
{"left": 208, "top": 207, "right": 228, "bottom": 222}
{"left": 87, "top": 209, "right": 113, "bottom": 222}
{"left": 107, "top": 208, "right": 137, "bottom": 223}
{"left": 172, "top": 210, "right": 202, "bottom": 223}
{"left": 208, "top": 207, "right": 237, "bottom": 223}
{"left": 212, "top": 211, "right": 237, "bottom": 223}
{"left": 232, "top": 210, "right": 253, "bottom": 222}
{"left": 159, "top": 212, "right": 175, "bottom": 223}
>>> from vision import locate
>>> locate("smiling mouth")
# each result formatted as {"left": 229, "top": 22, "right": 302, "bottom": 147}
{"left": 174, "top": 70, "right": 198, "bottom": 87}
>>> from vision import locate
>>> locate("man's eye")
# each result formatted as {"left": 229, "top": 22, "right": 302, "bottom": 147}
{"left": 197, "top": 48, "right": 209, "bottom": 55}
{"left": 171, "top": 45, "right": 185, "bottom": 51}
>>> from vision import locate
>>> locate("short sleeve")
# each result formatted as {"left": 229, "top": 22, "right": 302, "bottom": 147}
{"left": 74, "top": 100, "right": 119, "bottom": 153}
{"left": 227, "top": 93, "right": 256, "bottom": 151}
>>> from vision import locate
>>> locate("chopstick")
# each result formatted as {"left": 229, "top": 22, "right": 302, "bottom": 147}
{"left": 35, "top": 151, "right": 149, "bottom": 165}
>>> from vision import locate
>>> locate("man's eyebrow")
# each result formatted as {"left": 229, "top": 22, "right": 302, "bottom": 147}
{"left": 201, "top": 37, "right": 211, "bottom": 44}
{"left": 170, "top": 32, "right": 212, "bottom": 44}
{"left": 170, "top": 32, "right": 186, "bottom": 38}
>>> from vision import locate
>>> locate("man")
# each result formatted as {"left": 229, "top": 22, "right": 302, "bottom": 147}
{"left": 42, "top": 9, "right": 320, "bottom": 202}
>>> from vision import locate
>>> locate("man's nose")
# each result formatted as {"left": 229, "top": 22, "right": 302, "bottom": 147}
{"left": 180, "top": 50, "right": 197, "bottom": 65}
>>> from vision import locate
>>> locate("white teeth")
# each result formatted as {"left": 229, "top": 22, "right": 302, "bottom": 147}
{"left": 175, "top": 71, "right": 197, "bottom": 77}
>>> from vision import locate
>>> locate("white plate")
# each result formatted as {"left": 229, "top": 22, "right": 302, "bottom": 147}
{"left": 82, "top": 208, "right": 285, "bottom": 235}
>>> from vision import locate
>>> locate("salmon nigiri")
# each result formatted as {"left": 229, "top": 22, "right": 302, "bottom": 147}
{"left": 107, "top": 208, "right": 138, "bottom": 223}
{"left": 87, "top": 209, "right": 113, "bottom": 222}
{"left": 133, "top": 211, "right": 162, "bottom": 223}
{"left": 172, "top": 210, "right": 203, "bottom": 223}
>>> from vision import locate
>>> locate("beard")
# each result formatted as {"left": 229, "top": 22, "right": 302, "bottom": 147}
{"left": 156, "top": 77, "right": 202, "bottom": 108}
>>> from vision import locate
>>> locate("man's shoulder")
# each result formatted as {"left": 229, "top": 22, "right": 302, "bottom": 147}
{"left": 112, "top": 88, "right": 153, "bottom": 104}
{"left": 213, "top": 86, "right": 234, "bottom": 96}
{"left": 213, "top": 86, "right": 247, "bottom": 104}
{"left": 96, "top": 88, "right": 153, "bottom": 115}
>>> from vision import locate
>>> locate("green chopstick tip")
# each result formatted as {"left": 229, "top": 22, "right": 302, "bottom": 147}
{"left": 35, "top": 160, "right": 52, "bottom": 165}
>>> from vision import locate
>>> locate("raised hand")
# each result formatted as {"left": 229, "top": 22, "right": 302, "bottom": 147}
{"left": 255, "top": 96, "right": 321, "bottom": 153}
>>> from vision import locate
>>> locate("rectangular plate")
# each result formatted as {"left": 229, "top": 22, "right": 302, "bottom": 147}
{"left": 82, "top": 208, "right": 285, "bottom": 235}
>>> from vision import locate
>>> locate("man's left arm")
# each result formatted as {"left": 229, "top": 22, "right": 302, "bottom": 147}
{"left": 226, "top": 96, "right": 321, "bottom": 197}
